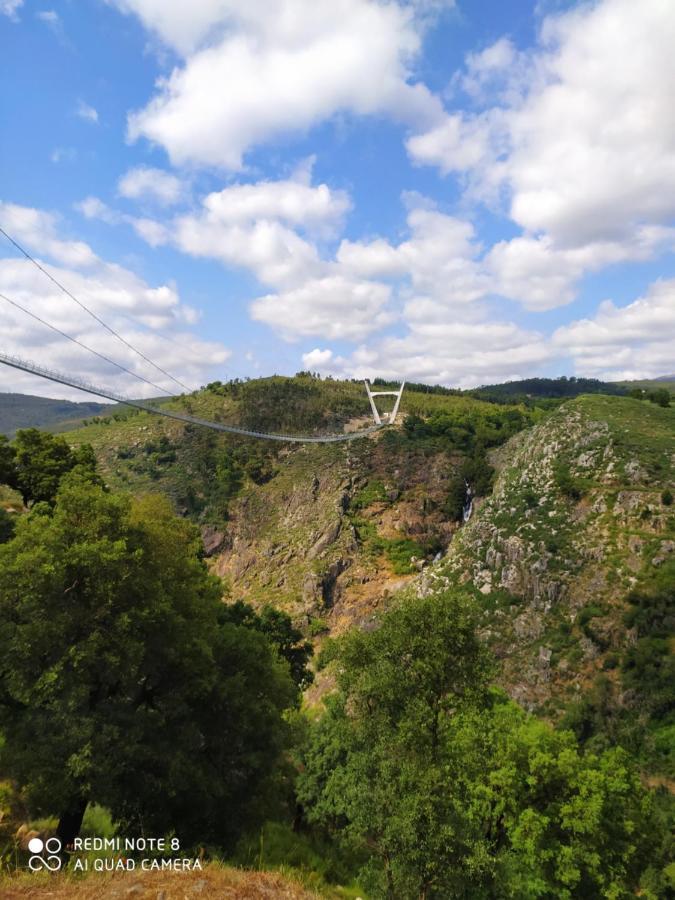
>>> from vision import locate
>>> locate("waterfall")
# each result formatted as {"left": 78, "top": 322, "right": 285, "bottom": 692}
{"left": 462, "top": 481, "right": 473, "bottom": 523}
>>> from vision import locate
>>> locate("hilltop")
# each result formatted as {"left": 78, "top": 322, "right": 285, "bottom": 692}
{"left": 0, "top": 392, "right": 111, "bottom": 438}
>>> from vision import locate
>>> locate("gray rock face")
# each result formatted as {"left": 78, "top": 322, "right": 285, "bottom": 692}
{"left": 200, "top": 525, "right": 226, "bottom": 557}
{"left": 306, "top": 517, "right": 342, "bottom": 560}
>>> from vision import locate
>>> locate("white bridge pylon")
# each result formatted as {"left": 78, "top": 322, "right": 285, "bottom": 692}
{"left": 364, "top": 380, "right": 406, "bottom": 426}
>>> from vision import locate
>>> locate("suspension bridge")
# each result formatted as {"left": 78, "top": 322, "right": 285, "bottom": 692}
{"left": 0, "top": 350, "right": 404, "bottom": 443}
{"left": 0, "top": 225, "right": 405, "bottom": 443}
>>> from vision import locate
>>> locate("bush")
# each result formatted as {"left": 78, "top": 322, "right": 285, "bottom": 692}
{"left": 553, "top": 460, "right": 584, "bottom": 501}
{"left": 662, "top": 489, "right": 673, "bottom": 506}
{"left": 647, "top": 388, "right": 671, "bottom": 408}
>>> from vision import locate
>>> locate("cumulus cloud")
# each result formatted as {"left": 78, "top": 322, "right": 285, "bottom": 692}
{"left": 76, "top": 196, "right": 171, "bottom": 247}
{"left": 487, "top": 227, "right": 675, "bottom": 310}
{"left": 0, "top": 202, "right": 230, "bottom": 398}
{"left": 302, "top": 316, "right": 552, "bottom": 388}
{"left": 406, "top": 113, "right": 493, "bottom": 174}
{"left": 1, "top": 201, "right": 99, "bottom": 268}
{"left": 251, "top": 275, "right": 393, "bottom": 341}
{"left": 408, "top": 0, "right": 675, "bottom": 306}
{"left": 195, "top": 175, "right": 351, "bottom": 236}
{"left": 120, "top": 0, "right": 446, "bottom": 169}
{"left": 553, "top": 278, "right": 675, "bottom": 380}
{"left": 338, "top": 203, "right": 489, "bottom": 304}
{"left": 118, "top": 166, "right": 185, "bottom": 206}
{"left": 76, "top": 100, "right": 99, "bottom": 124}
{"left": 170, "top": 173, "right": 351, "bottom": 287}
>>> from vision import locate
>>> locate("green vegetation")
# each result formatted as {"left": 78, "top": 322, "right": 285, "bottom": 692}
{"left": 0, "top": 392, "right": 109, "bottom": 438}
{"left": 299, "top": 592, "right": 664, "bottom": 898}
{"left": 0, "top": 379, "right": 672, "bottom": 895}
{"left": 3, "top": 429, "right": 98, "bottom": 506}
{"left": 346, "top": 485, "right": 439, "bottom": 573}
{"left": 629, "top": 386, "right": 672, "bottom": 407}
{"left": 402, "top": 403, "right": 533, "bottom": 452}
{"left": 552, "top": 459, "right": 585, "bottom": 501}
{"left": 471, "top": 375, "right": 628, "bottom": 405}
{"left": 0, "top": 471, "right": 296, "bottom": 853}
{"left": 220, "top": 600, "right": 314, "bottom": 691}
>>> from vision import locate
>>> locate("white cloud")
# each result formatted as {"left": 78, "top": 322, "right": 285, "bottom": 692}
{"left": 251, "top": 275, "right": 392, "bottom": 341}
{"left": 122, "top": 0, "right": 446, "bottom": 169}
{"left": 118, "top": 166, "right": 184, "bottom": 206}
{"left": 130, "top": 217, "right": 170, "bottom": 247}
{"left": 76, "top": 100, "right": 99, "bottom": 124}
{"left": 487, "top": 226, "right": 675, "bottom": 311}
{"left": 406, "top": 0, "right": 675, "bottom": 312}
{"left": 411, "top": 0, "right": 675, "bottom": 246}
{"left": 50, "top": 147, "right": 77, "bottom": 164}
{"left": 0, "top": 0, "right": 22, "bottom": 20}
{"left": 197, "top": 175, "right": 351, "bottom": 236}
{"left": 171, "top": 173, "right": 350, "bottom": 286}
{"left": 176, "top": 216, "right": 321, "bottom": 288}
{"left": 553, "top": 278, "right": 675, "bottom": 380}
{"left": 76, "top": 196, "right": 171, "bottom": 247}
{"left": 109, "top": 0, "right": 454, "bottom": 57}
{"left": 406, "top": 113, "right": 493, "bottom": 174}
{"left": 460, "top": 37, "right": 516, "bottom": 98}
{"left": 302, "top": 316, "right": 552, "bottom": 388}
{"left": 76, "top": 196, "right": 120, "bottom": 225}
{"left": 338, "top": 202, "right": 489, "bottom": 304}
{"left": 0, "top": 202, "right": 99, "bottom": 268}
{"left": 505, "top": 0, "right": 675, "bottom": 246}
{"left": 0, "top": 203, "right": 230, "bottom": 397}
{"left": 36, "top": 9, "right": 59, "bottom": 27}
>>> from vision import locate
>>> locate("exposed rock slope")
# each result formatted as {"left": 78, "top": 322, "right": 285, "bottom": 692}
{"left": 420, "top": 395, "right": 674, "bottom": 710}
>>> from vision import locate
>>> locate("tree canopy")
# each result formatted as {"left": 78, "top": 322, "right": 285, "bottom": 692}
{"left": 220, "top": 600, "right": 314, "bottom": 692}
{"left": 0, "top": 471, "right": 296, "bottom": 852}
{"left": 298, "top": 592, "right": 660, "bottom": 899}
{"left": 5, "top": 428, "right": 98, "bottom": 506}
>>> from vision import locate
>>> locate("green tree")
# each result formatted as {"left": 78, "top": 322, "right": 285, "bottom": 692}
{"left": 0, "top": 435, "right": 16, "bottom": 487}
{"left": 0, "top": 508, "right": 14, "bottom": 544}
{"left": 0, "top": 473, "right": 295, "bottom": 854}
{"left": 647, "top": 388, "right": 671, "bottom": 408}
{"left": 298, "top": 592, "right": 493, "bottom": 898}
{"left": 299, "top": 592, "right": 659, "bottom": 898}
{"left": 220, "top": 600, "right": 314, "bottom": 692}
{"left": 10, "top": 429, "right": 98, "bottom": 506}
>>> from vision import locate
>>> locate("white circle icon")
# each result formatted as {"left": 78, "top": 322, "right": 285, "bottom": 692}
{"left": 28, "top": 838, "right": 44, "bottom": 854}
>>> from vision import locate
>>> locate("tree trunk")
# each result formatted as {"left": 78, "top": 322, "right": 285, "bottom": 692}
{"left": 56, "top": 798, "right": 88, "bottom": 859}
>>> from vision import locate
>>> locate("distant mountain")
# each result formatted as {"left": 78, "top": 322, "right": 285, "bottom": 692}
{"left": 470, "top": 376, "right": 627, "bottom": 404}
{"left": 0, "top": 392, "right": 111, "bottom": 437}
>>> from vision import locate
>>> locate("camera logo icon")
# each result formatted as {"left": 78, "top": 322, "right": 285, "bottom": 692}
{"left": 28, "top": 837, "right": 62, "bottom": 872}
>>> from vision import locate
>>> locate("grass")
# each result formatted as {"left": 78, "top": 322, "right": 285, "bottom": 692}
{"left": 0, "top": 862, "right": 327, "bottom": 898}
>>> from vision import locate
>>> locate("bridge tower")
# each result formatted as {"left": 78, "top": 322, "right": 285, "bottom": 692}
{"left": 364, "top": 380, "right": 406, "bottom": 425}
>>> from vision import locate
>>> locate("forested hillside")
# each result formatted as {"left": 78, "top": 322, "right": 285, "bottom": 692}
{"left": 0, "top": 393, "right": 110, "bottom": 437}
{"left": 0, "top": 375, "right": 672, "bottom": 897}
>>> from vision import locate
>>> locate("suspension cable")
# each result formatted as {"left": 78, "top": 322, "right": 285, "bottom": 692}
{"left": 0, "top": 224, "right": 192, "bottom": 393}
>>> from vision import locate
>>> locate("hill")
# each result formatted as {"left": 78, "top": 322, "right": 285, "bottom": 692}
{"left": 419, "top": 395, "right": 674, "bottom": 769}
{"left": 0, "top": 392, "right": 111, "bottom": 437}
{"left": 470, "top": 375, "right": 628, "bottom": 405}
{"left": 59, "top": 378, "right": 672, "bottom": 766}
{"left": 1, "top": 374, "right": 673, "bottom": 892}
{"left": 5, "top": 384, "right": 675, "bottom": 725}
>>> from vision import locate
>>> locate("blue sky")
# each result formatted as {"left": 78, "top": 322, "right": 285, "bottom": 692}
{"left": 1, "top": 0, "right": 674, "bottom": 400}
